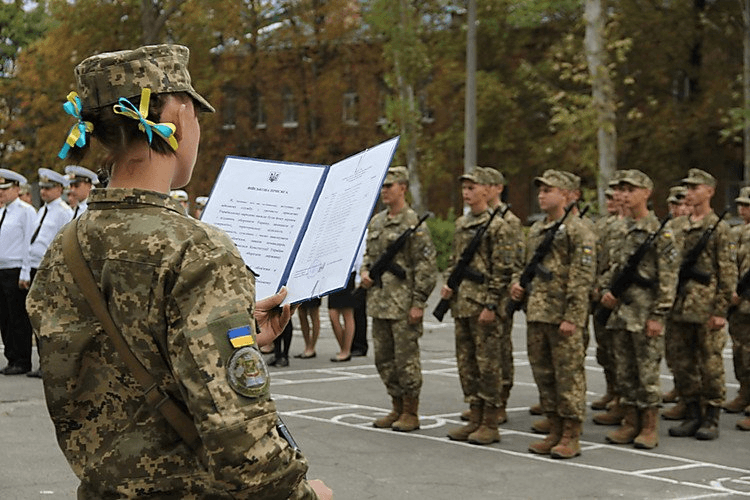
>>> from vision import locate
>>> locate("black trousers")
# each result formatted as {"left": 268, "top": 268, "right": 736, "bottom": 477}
{"left": 274, "top": 320, "right": 293, "bottom": 359}
{"left": 0, "top": 268, "right": 33, "bottom": 369}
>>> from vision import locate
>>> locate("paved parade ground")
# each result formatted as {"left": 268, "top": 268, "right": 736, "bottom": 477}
{"left": 2, "top": 292, "right": 750, "bottom": 499}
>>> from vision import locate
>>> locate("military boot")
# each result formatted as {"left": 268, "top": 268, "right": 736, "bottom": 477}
{"left": 448, "top": 403, "right": 482, "bottom": 441}
{"left": 373, "top": 396, "right": 402, "bottom": 428}
{"left": 668, "top": 401, "right": 702, "bottom": 437}
{"left": 737, "top": 415, "right": 750, "bottom": 431}
{"left": 529, "top": 402, "right": 543, "bottom": 415}
{"left": 662, "top": 386, "right": 679, "bottom": 404}
{"left": 634, "top": 407, "right": 659, "bottom": 449}
{"left": 531, "top": 416, "right": 551, "bottom": 434}
{"left": 591, "top": 384, "right": 616, "bottom": 411}
{"left": 550, "top": 419, "right": 582, "bottom": 459}
{"left": 661, "top": 400, "right": 686, "bottom": 420}
{"left": 528, "top": 415, "right": 562, "bottom": 455}
{"left": 460, "top": 408, "right": 471, "bottom": 421}
{"left": 468, "top": 404, "right": 501, "bottom": 445}
{"left": 392, "top": 396, "right": 420, "bottom": 432}
{"left": 695, "top": 405, "right": 720, "bottom": 440}
{"left": 606, "top": 405, "right": 639, "bottom": 444}
{"left": 497, "top": 384, "right": 510, "bottom": 425}
{"left": 593, "top": 398, "right": 625, "bottom": 425}
{"left": 722, "top": 385, "right": 750, "bottom": 413}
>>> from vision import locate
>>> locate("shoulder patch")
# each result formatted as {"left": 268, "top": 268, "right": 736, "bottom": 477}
{"left": 226, "top": 346, "right": 270, "bottom": 399}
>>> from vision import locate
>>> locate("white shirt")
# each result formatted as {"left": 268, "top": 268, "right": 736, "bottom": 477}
{"left": 21, "top": 197, "right": 73, "bottom": 280}
{"left": 0, "top": 198, "right": 37, "bottom": 270}
{"left": 73, "top": 199, "right": 88, "bottom": 218}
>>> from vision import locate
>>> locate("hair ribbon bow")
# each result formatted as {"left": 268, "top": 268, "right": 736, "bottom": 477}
{"left": 58, "top": 92, "right": 94, "bottom": 159}
{"left": 113, "top": 88, "right": 178, "bottom": 151}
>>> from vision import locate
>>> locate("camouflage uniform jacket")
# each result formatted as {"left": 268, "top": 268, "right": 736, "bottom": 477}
{"left": 514, "top": 215, "right": 596, "bottom": 328}
{"left": 600, "top": 211, "right": 680, "bottom": 332}
{"left": 26, "top": 189, "right": 316, "bottom": 499}
{"left": 500, "top": 204, "right": 525, "bottom": 297}
{"left": 733, "top": 223, "right": 750, "bottom": 314}
{"left": 671, "top": 212, "right": 737, "bottom": 323}
{"left": 444, "top": 209, "right": 513, "bottom": 318}
{"left": 361, "top": 206, "right": 437, "bottom": 319}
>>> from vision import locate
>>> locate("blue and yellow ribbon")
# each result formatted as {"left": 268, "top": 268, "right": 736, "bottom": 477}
{"left": 113, "top": 88, "right": 178, "bottom": 151}
{"left": 58, "top": 92, "right": 94, "bottom": 160}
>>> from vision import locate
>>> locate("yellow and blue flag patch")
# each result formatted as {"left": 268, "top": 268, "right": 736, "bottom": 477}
{"left": 227, "top": 325, "right": 255, "bottom": 348}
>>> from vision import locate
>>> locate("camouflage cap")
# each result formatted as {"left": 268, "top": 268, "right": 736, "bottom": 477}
{"left": 0, "top": 168, "right": 27, "bottom": 188}
{"left": 460, "top": 167, "right": 492, "bottom": 185}
{"left": 667, "top": 185, "right": 687, "bottom": 204}
{"left": 604, "top": 188, "right": 615, "bottom": 198}
{"left": 482, "top": 167, "right": 505, "bottom": 185}
{"left": 561, "top": 171, "right": 581, "bottom": 190}
{"left": 534, "top": 169, "right": 576, "bottom": 190}
{"left": 736, "top": 186, "right": 750, "bottom": 205}
{"left": 681, "top": 168, "right": 716, "bottom": 188}
{"left": 38, "top": 168, "right": 69, "bottom": 188}
{"left": 619, "top": 169, "right": 653, "bottom": 190}
{"left": 608, "top": 170, "right": 627, "bottom": 187}
{"left": 75, "top": 44, "right": 215, "bottom": 113}
{"left": 384, "top": 166, "right": 409, "bottom": 184}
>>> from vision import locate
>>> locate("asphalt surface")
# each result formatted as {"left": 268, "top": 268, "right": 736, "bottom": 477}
{"left": 2, "top": 288, "right": 750, "bottom": 499}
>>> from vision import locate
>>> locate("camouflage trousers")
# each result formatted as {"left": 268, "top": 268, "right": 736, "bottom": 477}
{"left": 728, "top": 312, "right": 750, "bottom": 388}
{"left": 610, "top": 327, "right": 663, "bottom": 408}
{"left": 665, "top": 319, "right": 726, "bottom": 406}
{"left": 496, "top": 315, "right": 514, "bottom": 393}
{"left": 372, "top": 317, "right": 422, "bottom": 398}
{"left": 593, "top": 313, "right": 616, "bottom": 391}
{"left": 454, "top": 315, "right": 503, "bottom": 406}
{"left": 527, "top": 321, "right": 587, "bottom": 421}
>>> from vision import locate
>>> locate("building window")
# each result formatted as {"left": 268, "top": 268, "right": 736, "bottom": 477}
{"left": 255, "top": 93, "right": 267, "bottom": 129}
{"left": 282, "top": 88, "right": 298, "bottom": 128}
{"left": 342, "top": 91, "right": 358, "bottom": 125}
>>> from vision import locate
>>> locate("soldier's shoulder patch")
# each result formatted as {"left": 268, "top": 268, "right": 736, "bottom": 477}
{"left": 226, "top": 346, "right": 270, "bottom": 399}
{"left": 582, "top": 245, "right": 594, "bottom": 266}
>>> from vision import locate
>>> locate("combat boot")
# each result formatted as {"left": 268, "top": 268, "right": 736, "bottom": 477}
{"left": 448, "top": 403, "right": 482, "bottom": 441}
{"left": 373, "top": 397, "right": 402, "bottom": 428}
{"left": 531, "top": 416, "right": 551, "bottom": 434}
{"left": 661, "top": 400, "right": 686, "bottom": 420}
{"left": 722, "top": 385, "right": 750, "bottom": 413}
{"left": 591, "top": 384, "right": 616, "bottom": 411}
{"left": 528, "top": 415, "right": 562, "bottom": 454}
{"left": 662, "top": 386, "right": 679, "bottom": 404}
{"left": 668, "top": 401, "right": 702, "bottom": 437}
{"left": 468, "top": 404, "right": 501, "bottom": 445}
{"left": 605, "top": 405, "right": 639, "bottom": 444}
{"left": 392, "top": 396, "right": 420, "bottom": 432}
{"left": 497, "top": 385, "right": 510, "bottom": 425}
{"left": 529, "top": 402, "right": 543, "bottom": 415}
{"left": 593, "top": 398, "right": 625, "bottom": 425}
{"left": 695, "top": 405, "right": 720, "bottom": 440}
{"left": 737, "top": 415, "right": 750, "bottom": 431}
{"left": 634, "top": 407, "right": 659, "bottom": 449}
{"left": 550, "top": 419, "right": 582, "bottom": 459}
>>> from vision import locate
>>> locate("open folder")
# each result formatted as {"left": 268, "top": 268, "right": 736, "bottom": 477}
{"left": 201, "top": 137, "right": 400, "bottom": 304}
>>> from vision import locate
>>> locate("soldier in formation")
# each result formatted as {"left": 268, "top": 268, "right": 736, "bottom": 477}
{"left": 361, "top": 166, "right": 437, "bottom": 433}
{"left": 442, "top": 167, "right": 515, "bottom": 445}
{"left": 597, "top": 170, "right": 680, "bottom": 449}
{"left": 510, "top": 169, "right": 596, "bottom": 458}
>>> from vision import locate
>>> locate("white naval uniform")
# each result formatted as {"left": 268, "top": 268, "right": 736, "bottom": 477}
{"left": 21, "top": 197, "right": 73, "bottom": 282}
{"left": 0, "top": 198, "right": 37, "bottom": 270}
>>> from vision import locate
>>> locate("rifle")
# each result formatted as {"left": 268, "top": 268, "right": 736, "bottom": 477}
{"left": 363, "top": 211, "right": 432, "bottom": 288}
{"left": 594, "top": 214, "right": 673, "bottom": 326}
{"left": 505, "top": 203, "right": 576, "bottom": 318}
{"left": 432, "top": 206, "right": 506, "bottom": 321}
{"left": 676, "top": 209, "right": 728, "bottom": 296}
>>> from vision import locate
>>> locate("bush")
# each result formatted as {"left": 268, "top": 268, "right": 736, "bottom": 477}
{"left": 426, "top": 209, "right": 456, "bottom": 272}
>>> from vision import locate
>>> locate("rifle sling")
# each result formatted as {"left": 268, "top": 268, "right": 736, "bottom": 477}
{"left": 61, "top": 220, "right": 203, "bottom": 452}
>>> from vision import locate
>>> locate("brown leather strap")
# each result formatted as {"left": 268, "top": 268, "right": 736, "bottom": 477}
{"left": 61, "top": 220, "right": 203, "bottom": 451}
